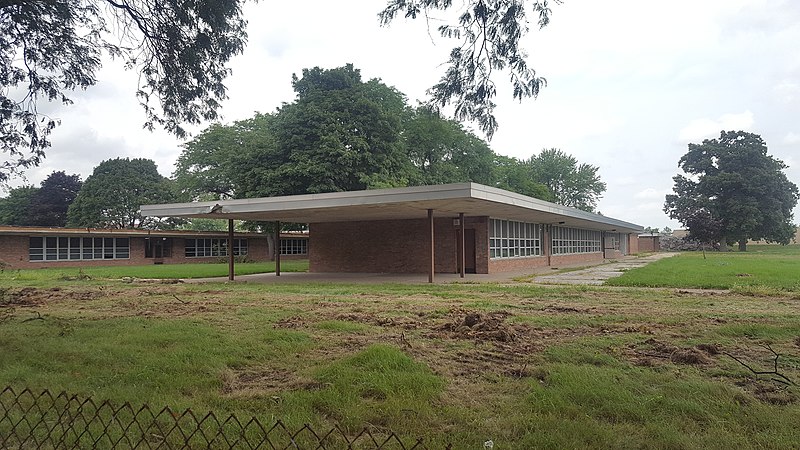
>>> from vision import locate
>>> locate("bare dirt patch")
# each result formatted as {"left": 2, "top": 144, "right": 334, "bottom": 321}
{"left": 0, "top": 287, "right": 102, "bottom": 307}
{"left": 625, "top": 338, "right": 716, "bottom": 367}
{"left": 221, "top": 366, "right": 324, "bottom": 397}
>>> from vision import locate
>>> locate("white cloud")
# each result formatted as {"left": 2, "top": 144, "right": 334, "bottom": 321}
{"left": 678, "top": 111, "right": 755, "bottom": 143}
{"left": 783, "top": 132, "right": 800, "bottom": 145}
{"left": 634, "top": 188, "right": 664, "bottom": 200}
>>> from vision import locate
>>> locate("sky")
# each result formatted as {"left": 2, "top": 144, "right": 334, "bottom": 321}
{"left": 7, "top": 0, "right": 800, "bottom": 229}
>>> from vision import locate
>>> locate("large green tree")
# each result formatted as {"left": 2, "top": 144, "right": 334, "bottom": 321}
{"left": 269, "top": 64, "right": 410, "bottom": 195}
{"left": 664, "top": 130, "right": 799, "bottom": 251}
{"left": 67, "top": 158, "right": 178, "bottom": 229}
{"left": 1, "top": 0, "right": 247, "bottom": 184}
{"left": 0, "top": 185, "right": 37, "bottom": 225}
{"left": 525, "top": 148, "right": 606, "bottom": 211}
{"left": 403, "top": 106, "right": 495, "bottom": 186}
{"left": 493, "top": 155, "right": 550, "bottom": 199}
{"left": 26, "top": 170, "right": 82, "bottom": 226}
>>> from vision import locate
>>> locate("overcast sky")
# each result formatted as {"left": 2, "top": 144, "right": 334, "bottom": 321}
{"left": 8, "top": 0, "right": 800, "bottom": 229}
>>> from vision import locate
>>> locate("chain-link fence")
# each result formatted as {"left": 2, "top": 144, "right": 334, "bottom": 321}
{"left": 0, "top": 386, "right": 449, "bottom": 449}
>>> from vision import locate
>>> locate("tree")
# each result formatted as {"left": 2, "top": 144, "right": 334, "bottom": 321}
{"left": 379, "top": 1, "right": 558, "bottom": 139}
{"left": 1, "top": 0, "right": 247, "bottom": 184}
{"left": 267, "top": 64, "right": 411, "bottom": 195}
{"left": 403, "top": 106, "right": 495, "bottom": 186}
{"left": 664, "top": 130, "right": 799, "bottom": 251}
{"left": 67, "top": 158, "right": 178, "bottom": 229}
{"left": 527, "top": 148, "right": 606, "bottom": 211}
{"left": 174, "top": 113, "right": 278, "bottom": 200}
{"left": 0, "top": 185, "right": 37, "bottom": 225}
{"left": 493, "top": 155, "right": 550, "bottom": 199}
{"left": 26, "top": 171, "right": 82, "bottom": 226}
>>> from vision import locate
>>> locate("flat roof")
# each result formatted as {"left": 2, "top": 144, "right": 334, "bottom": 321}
{"left": 0, "top": 226, "right": 307, "bottom": 239}
{"left": 140, "top": 183, "right": 643, "bottom": 233}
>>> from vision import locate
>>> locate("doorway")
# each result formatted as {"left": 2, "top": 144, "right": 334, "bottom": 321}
{"left": 457, "top": 229, "right": 477, "bottom": 274}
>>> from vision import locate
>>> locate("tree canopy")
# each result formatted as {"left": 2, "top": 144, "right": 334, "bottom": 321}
{"left": 0, "top": 185, "right": 37, "bottom": 225}
{"left": 26, "top": 171, "right": 82, "bottom": 226}
{"left": 67, "top": 158, "right": 177, "bottom": 229}
{"left": 664, "top": 130, "right": 799, "bottom": 251}
{"left": 1, "top": 0, "right": 247, "bottom": 184}
{"left": 2, "top": 1, "right": 558, "bottom": 184}
{"left": 0, "top": 170, "right": 81, "bottom": 226}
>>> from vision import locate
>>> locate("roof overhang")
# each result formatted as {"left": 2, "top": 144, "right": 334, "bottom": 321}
{"left": 140, "top": 183, "right": 643, "bottom": 233}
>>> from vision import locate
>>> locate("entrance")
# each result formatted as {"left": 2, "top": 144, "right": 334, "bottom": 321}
{"left": 457, "top": 229, "right": 477, "bottom": 274}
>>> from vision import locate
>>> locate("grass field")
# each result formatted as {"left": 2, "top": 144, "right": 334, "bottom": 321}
{"left": 607, "top": 245, "right": 800, "bottom": 292}
{"left": 1, "top": 257, "right": 799, "bottom": 448}
{"left": 0, "top": 259, "right": 309, "bottom": 283}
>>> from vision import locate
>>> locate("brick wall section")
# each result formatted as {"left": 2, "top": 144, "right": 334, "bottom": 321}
{"left": 628, "top": 233, "right": 640, "bottom": 254}
{"left": 637, "top": 236, "right": 658, "bottom": 252}
{"left": 310, "top": 217, "right": 489, "bottom": 274}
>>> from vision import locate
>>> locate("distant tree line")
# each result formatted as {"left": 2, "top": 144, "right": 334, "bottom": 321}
{"left": 1, "top": 65, "right": 606, "bottom": 230}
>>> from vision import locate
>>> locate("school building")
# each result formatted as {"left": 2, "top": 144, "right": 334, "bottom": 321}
{"left": 0, "top": 226, "right": 308, "bottom": 270}
{"left": 140, "top": 183, "right": 643, "bottom": 281}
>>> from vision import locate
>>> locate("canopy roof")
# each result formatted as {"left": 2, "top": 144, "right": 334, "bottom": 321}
{"left": 141, "top": 183, "right": 643, "bottom": 233}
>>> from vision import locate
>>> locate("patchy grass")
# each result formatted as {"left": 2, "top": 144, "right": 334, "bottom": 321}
{"left": 606, "top": 245, "right": 800, "bottom": 291}
{"left": 0, "top": 277, "right": 799, "bottom": 448}
{"left": 0, "top": 260, "right": 309, "bottom": 283}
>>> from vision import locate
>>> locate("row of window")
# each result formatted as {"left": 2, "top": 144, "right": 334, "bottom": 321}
{"left": 489, "top": 219, "right": 542, "bottom": 259}
{"left": 551, "top": 227, "right": 603, "bottom": 255}
{"left": 280, "top": 238, "right": 308, "bottom": 255}
{"left": 29, "top": 237, "right": 130, "bottom": 261}
{"left": 28, "top": 237, "right": 309, "bottom": 261}
{"left": 185, "top": 238, "right": 248, "bottom": 258}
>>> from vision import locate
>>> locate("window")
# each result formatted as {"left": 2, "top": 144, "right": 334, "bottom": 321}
{"left": 551, "top": 227, "right": 602, "bottom": 255}
{"left": 489, "top": 219, "right": 541, "bottom": 259}
{"left": 280, "top": 238, "right": 308, "bottom": 255}
{"left": 28, "top": 236, "right": 130, "bottom": 262}
{"left": 184, "top": 238, "right": 247, "bottom": 258}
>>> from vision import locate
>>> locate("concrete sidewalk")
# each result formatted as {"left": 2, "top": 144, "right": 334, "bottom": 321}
{"left": 184, "top": 253, "right": 677, "bottom": 286}
{"left": 532, "top": 252, "right": 678, "bottom": 285}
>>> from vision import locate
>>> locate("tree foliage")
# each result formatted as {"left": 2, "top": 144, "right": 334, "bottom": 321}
{"left": 527, "top": 148, "right": 606, "bottom": 211}
{"left": 27, "top": 171, "right": 82, "bottom": 226}
{"left": 404, "top": 106, "right": 495, "bottom": 186}
{"left": 664, "top": 130, "right": 799, "bottom": 250}
{"left": 0, "top": 185, "right": 37, "bottom": 225}
{"left": 379, "top": 0, "right": 559, "bottom": 139}
{"left": 1, "top": 0, "right": 247, "bottom": 184}
{"left": 175, "top": 65, "right": 607, "bottom": 214}
{"left": 67, "top": 157, "right": 177, "bottom": 229}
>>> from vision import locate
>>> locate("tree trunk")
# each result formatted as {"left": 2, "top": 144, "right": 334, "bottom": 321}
{"left": 719, "top": 238, "right": 728, "bottom": 252}
{"left": 738, "top": 239, "right": 747, "bottom": 252}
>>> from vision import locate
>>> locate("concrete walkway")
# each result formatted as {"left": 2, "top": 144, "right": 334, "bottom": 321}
{"left": 532, "top": 252, "right": 678, "bottom": 285}
{"left": 184, "top": 253, "right": 677, "bottom": 286}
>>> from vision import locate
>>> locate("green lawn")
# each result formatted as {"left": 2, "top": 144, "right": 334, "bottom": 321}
{"left": 1, "top": 275, "right": 799, "bottom": 448}
{"left": 0, "top": 259, "right": 308, "bottom": 283}
{"left": 607, "top": 245, "right": 800, "bottom": 292}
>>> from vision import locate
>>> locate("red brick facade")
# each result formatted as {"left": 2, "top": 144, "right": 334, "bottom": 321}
{"left": 309, "top": 217, "right": 636, "bottom": 274}
{"left": 0, "top": 230, "right": 305, "bottom": 270}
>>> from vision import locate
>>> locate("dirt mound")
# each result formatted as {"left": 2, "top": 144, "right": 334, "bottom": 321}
{"left": 627, "top": 338, "right": 717, "bottom": 366}
{"left": 436, "top": 310, "right": 519, "bottom": 342}
{"left": 0, "top": 287, "right": 101, "bottom": 307}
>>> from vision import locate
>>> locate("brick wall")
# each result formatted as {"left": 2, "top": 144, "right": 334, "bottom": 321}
{"left": 627, "top": 233, "right": 640, "bottom": 254}
{"left": 309, "top": 217, "right": 489, "bottom": 274}
{"left": 0, "top": 235, "right": 274, "bottom": 270}
{"left": 637, "top": 236, "right": 658, "bottom": 252}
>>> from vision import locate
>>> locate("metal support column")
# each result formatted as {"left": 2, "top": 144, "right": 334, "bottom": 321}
{"left": 275, "top": 221, "right": 281, "bottom": 276}
{"left": 459, "top": 213, "right": 465, "bottom": 278}
{"left": 228, "top": 219, "right": 235, "bottom": 281}
{"left": 428, "top": 209, "right": 434, "bottom": 283}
